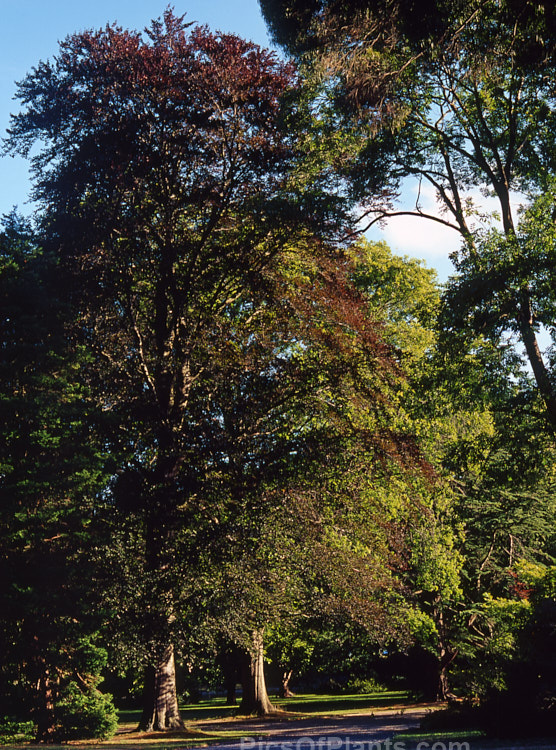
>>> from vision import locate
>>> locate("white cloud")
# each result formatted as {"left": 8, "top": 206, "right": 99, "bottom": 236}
{"left": 379, "top": 212, "right": 461, "bottom": 257}
{"left": 364, "top": 179, "right": 529, "bottom": 280}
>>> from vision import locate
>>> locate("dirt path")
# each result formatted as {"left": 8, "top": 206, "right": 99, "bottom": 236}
{"left": 198, "top": 706, "right": 434, "bottom": 750}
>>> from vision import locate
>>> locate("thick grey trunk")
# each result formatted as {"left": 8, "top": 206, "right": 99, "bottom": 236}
{"left": 138, "top": 644, "right": 185, "bottom": 732}
{"left": 239, "top": 631, "right": 276, "bottom": 716}
{"left": 138, "top": 479, "right": 185, "bottom": 733}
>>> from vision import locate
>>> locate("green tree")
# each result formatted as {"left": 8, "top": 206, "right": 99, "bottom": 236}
{"left": 0, "top": 215, "right": 117, "bottom": 741}
{"left": 261, "top": 0, "right": 556, "bottom": 433}
{"left": 350, "top": 239, "right": 439, "bottom": 369}
{"left": 262, "top": 3, "right": 556, "bottom": 697}
{"left": 280, "top": 239, "right": 460, "bottom": 699}
{"left": 401, "top": 260, "right": 556, "bottom": 704}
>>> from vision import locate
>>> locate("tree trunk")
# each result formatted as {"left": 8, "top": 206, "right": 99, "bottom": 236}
{"left": 517, "top": 289, "right": 556, "bottom": 431}
{"left": 138, "top": 476, "right": 185, "bottom": 732}
{"left": 437, "top": 655, "right": 451, "bottom": 701}
{"left": 226, "top": 680, "right": 238, "bottom": 706}
{"left": 435, "top": 608, "right": 456, "bottom": 701}
{"left": 280, "top": 670, "right": 294, "bottom": 698}
{"left": 239, "top": 630, "right": 276, "bottom": 716}
{"left": 138, "top": 644, "right": 185, "bottom": 731}
{"left": 217, "top": 643, "right": 241, "bottom": 705}
{"left": 35, "top": 667, "right": 57, "bottom": 743}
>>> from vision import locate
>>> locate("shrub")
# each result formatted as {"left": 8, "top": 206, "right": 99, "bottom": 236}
{"left": 0, "top": 718, "right": 36, "bottom": 744}
{"left": 53, "top": 681, "right": 119, "bottom": 741}
{"left": 345, "top": 676, "right": 388, "bottom": 694}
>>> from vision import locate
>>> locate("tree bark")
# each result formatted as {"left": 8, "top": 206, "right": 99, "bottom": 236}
{"left": 435, "top": 608, "right": 456, "bottom": 701}
{"left": 280, "top": 670, "right": 294, "bottom": 698}
{"left": 437, "top": 654, "right": 451, "bottom": 701}
{"left": 138, "top": 468, "right": 185, "bottom": 732}
{"left": 239, "top": 631, "right": 276, "bottom": 716}
{"left": 138, "top": 644, "right": 185, "bottom": 731}
{"left": 35, "top": 666, "right": 57, "bottom": 743}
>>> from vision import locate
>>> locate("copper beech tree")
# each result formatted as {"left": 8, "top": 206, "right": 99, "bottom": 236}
{"left": 6, "top": 10, "right": 307, "bottom": 730}
{"left": 6, "top": 9, "right": 391, "bottom": 729}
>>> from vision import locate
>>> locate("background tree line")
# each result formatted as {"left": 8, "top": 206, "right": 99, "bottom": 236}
{"left": 0, "top": 0, "right": 555, "bottom": 742}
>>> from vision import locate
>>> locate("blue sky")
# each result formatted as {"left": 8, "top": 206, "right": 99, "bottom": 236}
{"left": 0, "top": 0, "right": 458, "bottom": 278}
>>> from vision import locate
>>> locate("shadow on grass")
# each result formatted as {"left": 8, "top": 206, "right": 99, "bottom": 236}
{"left": 118, "top": 692, "right": 410, "bottom": 727}
{"left": 104, "top": 725, "right": 254, "bottom": 749}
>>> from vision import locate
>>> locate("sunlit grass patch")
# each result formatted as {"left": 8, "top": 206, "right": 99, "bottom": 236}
{"left": 273, "top": 691, "right": 410, "bottom": 716}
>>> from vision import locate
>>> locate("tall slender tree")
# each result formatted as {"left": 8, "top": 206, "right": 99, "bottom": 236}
{"left": 6, "top": 11, "right": 302, "bottom": 729}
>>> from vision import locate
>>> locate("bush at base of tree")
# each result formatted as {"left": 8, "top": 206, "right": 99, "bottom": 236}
{"left": 52, "top": 683, "right": 119, "bottom": 742}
